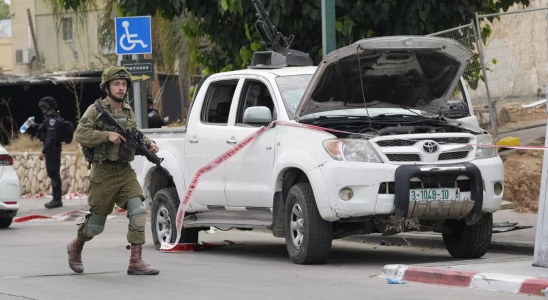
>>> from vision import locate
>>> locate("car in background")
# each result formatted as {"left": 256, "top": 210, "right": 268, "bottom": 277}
{"left": 0, "top": 145, "right": 20, "bottom": 228}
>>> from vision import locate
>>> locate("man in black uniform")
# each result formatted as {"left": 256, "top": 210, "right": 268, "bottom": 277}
{"left": 30, "top": 97, "right": 64, "bottom": 209}
{"left": 146, "top": 95, "right": 168, "bottom": 128}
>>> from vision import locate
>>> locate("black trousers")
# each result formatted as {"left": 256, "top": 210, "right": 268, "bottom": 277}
{"left": 45, "top": 150, "right": 62, "bottom": 201}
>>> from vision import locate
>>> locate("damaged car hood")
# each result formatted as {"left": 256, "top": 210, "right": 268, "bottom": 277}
{"left": 294, "top": 36, "right": 473, "bottom": 119}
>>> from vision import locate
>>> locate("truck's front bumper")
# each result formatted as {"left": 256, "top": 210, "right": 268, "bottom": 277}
{"left": 311, "top": 156, "right": 504, "bottom": 221}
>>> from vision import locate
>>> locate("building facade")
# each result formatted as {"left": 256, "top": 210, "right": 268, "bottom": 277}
{"left": 0, "top": 19, "right": 13, "bottom": 74}
{"left": 10, "top": 0, "right": 35, "bottom": 75}
{"left": 9, "top": 0, "right": 109, "bottom": 75}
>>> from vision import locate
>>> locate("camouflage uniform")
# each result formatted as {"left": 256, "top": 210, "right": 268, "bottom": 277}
{"left": 75, "top": 98, "right": 151, "bottom": 244}
{"left": 67, "top": 66, "right": 159, "bottom": 275}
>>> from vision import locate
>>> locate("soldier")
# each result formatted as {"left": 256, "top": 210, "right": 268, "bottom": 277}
{"left": 66, "top": 66, "right": 160, "bottom": 275}
{"left": 146, "top": 95, "right": 168, "bottom": 128}
{"left": 29, "top": 97, "right": 64, "bottom": 209}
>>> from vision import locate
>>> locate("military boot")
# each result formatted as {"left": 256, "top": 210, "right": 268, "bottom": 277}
{"left": 44, "top": 200, "right": 63, "bottom": 209}
{"left": 127, "top": 244, "right": 160, "bottom": 275}
{"left": 67, "top": 238, "right": 85, "bottom": 273}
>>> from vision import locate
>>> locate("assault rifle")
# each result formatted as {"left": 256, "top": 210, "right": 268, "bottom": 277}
{"left": 250, "top": 0, "right": 313, "bottom": 68}
{"left": 94, "top": 101, "right": 171, "bottom": 178}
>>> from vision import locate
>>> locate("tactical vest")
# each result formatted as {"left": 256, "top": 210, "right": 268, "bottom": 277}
{"left": 82, "top": 100, "right": 136, "bottom": 164}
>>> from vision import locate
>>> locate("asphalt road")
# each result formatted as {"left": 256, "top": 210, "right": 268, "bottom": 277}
{"left": 0, "top": 198, "right": 533, "bottom": 300}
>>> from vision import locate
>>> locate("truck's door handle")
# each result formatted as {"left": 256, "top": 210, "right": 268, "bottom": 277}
{"left": 189, "top": 139, "right": 199, "bottom": 144}
{"left": 226, "top": 139, "right": 237, "bottom": 145}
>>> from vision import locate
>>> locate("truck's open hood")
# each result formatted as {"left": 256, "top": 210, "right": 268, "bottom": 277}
{"left": 294, "top": 36, "right": 473, "bottom": 119}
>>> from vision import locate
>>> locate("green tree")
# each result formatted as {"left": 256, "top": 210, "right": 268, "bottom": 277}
{"left": 56, "top": 0, "right": 529, "bottom": 74}
{"left": 0, "top": 0, "right": 10, "bottom": 20}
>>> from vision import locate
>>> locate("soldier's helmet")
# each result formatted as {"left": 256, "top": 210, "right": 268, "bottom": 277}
{"left": 100, "top": 66, "right": 133, "bottom": 91}
{"left": 38, "top": 96, "right": 57, "bottom": 110}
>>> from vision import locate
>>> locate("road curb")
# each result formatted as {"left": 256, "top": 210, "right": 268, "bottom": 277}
{"left": 381, "top": 264, "right": 548, "bottom": 296}
{"left": 342, "top": 234, "right": 534, "bottom": 255}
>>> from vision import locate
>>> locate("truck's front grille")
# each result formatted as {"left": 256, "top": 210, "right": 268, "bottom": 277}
{"left": 376, "top": 137, "right": 469, "bottom": 147}
{"left": 432, "top": 137, "right": 470, "bottom": 144}
{"left": 385, "top": 154, "right": 421, "bottom": 162}
{"left": 439, "top": 151, "right": 469, "bottom": 161}
{"left": 377, "top": 140, "right": 416, "bottom": 147}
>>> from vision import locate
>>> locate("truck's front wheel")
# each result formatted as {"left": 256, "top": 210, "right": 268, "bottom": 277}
{"left": 151, "top": 188, "right": 200, "bottom": 250}
{"left": 442, "top": 213, "right": 493, "bottom": 258}
{"left": 284, "top": 183, "right": 333, "bottom": 264}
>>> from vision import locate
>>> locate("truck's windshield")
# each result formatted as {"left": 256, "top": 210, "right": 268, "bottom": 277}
{"left": 276, "top": 75, "right": 312, "bottom": 119}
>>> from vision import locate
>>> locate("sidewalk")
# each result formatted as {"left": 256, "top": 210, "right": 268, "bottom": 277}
{"left": 381, "top": 258, "right": 548, "bottom": 297}
{"left": 344, "top": 210, "right": 537, "bottom": 254}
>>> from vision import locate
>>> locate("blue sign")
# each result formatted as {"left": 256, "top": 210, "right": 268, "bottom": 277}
{"left": 115, "top": 16, "right": 152, "bottom": 55}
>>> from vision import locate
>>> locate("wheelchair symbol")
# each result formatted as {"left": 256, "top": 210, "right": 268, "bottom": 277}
{"left": 119, "top": 21, "right": 148, "bottom": 51}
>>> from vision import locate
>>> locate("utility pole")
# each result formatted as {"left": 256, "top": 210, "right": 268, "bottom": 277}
{"left": 27, "top": 9, "right": 42, "bottom": 70}
{"left": 321, "top": 0, "right": 336, "bottom": 57}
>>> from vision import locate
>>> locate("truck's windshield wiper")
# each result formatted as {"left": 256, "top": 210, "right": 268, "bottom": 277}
{"left": 372, "top": 114, "right": 425, "bottom": 118}
{"left": 316, "top": 115, "right": 370, "bottom": 119}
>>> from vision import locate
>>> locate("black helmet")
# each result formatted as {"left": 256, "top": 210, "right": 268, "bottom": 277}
{"left": 146, "top": 95, "right": 154, "bottom": 103}
{"left": 39, "top": 97, "right": 57, "bottom": 110}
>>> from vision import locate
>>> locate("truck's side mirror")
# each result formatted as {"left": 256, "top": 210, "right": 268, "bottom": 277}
{"left": 243, "top": 107, "right": 272, "bottom": 125}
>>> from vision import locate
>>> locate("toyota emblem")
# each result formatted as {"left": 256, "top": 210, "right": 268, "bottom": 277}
{"left": 422, "top": 141, "right": 439, "bottom": 154}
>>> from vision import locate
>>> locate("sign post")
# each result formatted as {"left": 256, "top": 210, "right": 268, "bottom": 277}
{"left": 533, "top": 87, "right": 548, "bottom": 268}
{"left": 115, "top": 16, "right": 152, "bottom": 129}
{"left": 121, "top": 59, "right": 155, "bottom": 82}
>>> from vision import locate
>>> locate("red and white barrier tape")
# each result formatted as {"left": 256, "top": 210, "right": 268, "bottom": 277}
{"left": 161, "top": 125, "right": 268, "bottom": 251}
{"left": 388, "top": 136, "right": 547, "bottom": 150}
{"left": 20, "top": 192, "right": 87, "bottom": 199}
{"left": 13, "top": 210, "right": 85, "bottom": 223}
{"left": 162, "top": 240, "right": 245, "bottom": 252}
{"left": 64, "top": 192, "right": 87, "bottom": 199}
{"left": 160, "top": 120, "right": 547, "bottom": 251}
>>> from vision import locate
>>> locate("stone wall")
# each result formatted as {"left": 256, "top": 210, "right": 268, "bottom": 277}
{"left": 12, "top": 152, "right": 89, "bottom": 196}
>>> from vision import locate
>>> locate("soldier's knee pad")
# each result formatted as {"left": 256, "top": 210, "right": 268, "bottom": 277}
{"left": 127, "top": 197, "right": 146, "bottom": 232}
{"left": 82, "top": 213, "right": 107, "bottom": 237}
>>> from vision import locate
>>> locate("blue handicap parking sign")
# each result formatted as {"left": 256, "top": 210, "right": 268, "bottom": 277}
{"left": 115, "top": 16, "right": 152, "bottom": 55}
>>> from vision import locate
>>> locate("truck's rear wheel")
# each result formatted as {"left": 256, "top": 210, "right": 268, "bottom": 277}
{"left": 151, "top": 187, "right": 200, "bottom": 250}
{"left": 442, "top": 213, "right": 493, "bottom": 258}
{"left": 0, "top": 216, "right": 13, "bottom": 228}
{"left": 284, "top": 183, "right": 333, "bottom": 264}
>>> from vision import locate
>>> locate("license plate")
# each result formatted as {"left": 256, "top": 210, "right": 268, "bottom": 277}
{"left": 410, "top": 188, "right": 459, "bottom": 201}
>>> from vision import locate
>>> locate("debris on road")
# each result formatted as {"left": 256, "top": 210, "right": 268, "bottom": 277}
{"left": 521, "top": 99, "right": 546, "bottom": 108}
{"left": 387, "top": 278, "right": 406, "bottom": 284}
{"left": 492, "top": 221, "right": 533, "bottom": 233}
{"left": 380, "top": 240, "right": 394, "bottom": 246}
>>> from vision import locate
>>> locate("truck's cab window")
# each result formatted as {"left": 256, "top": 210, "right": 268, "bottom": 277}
{"left": 236, "top": 80, "right": 276, "bottom": 124}
{"left": 201, "top": 80, "right": 238, "bottom": 124}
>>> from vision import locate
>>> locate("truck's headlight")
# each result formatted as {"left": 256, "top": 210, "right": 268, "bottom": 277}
{"left": 475, "top": 134, "right": 497, "bottom": 159}
{"left": 323, "top": 139, "right": 382, "bottom": 162}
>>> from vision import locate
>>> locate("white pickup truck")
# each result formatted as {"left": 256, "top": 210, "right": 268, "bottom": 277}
{"left": 132, "top": 36, "right": 504, "bottom": 265}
